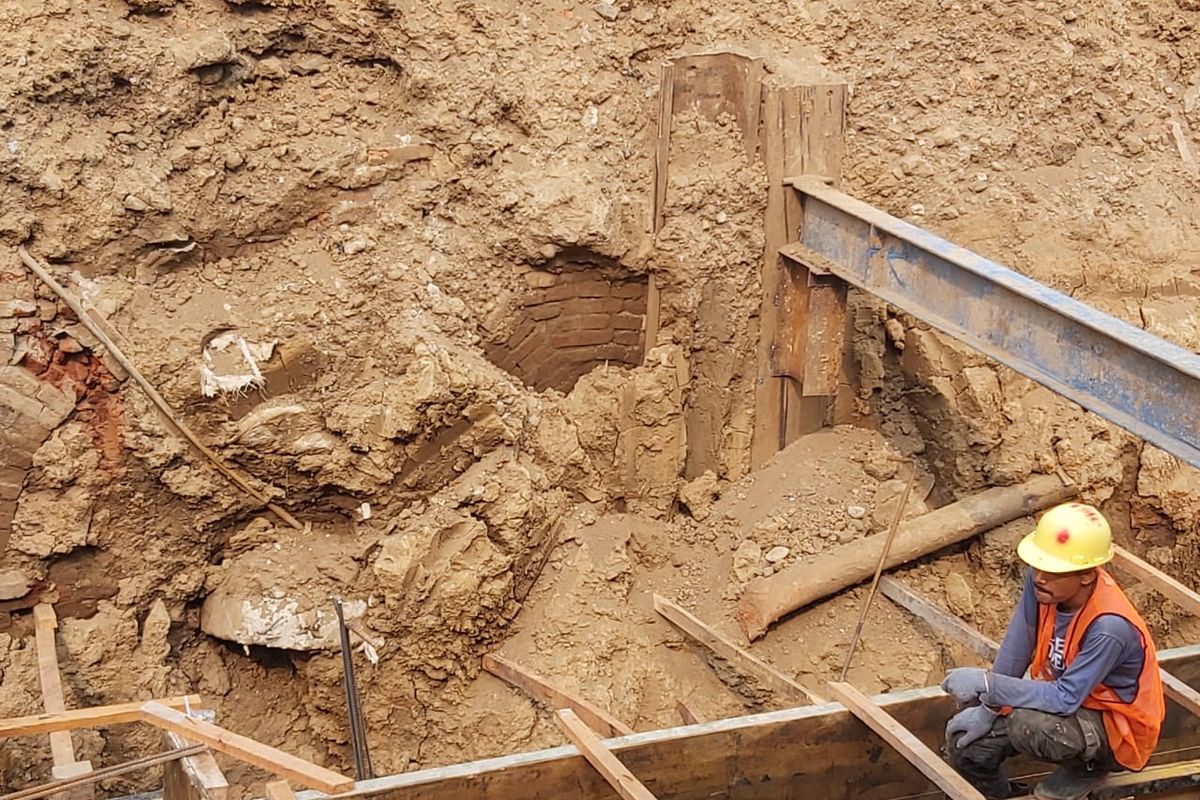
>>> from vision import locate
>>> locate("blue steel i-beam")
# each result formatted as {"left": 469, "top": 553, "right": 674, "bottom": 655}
{"left": 788, "top": 176, "right": 1200, "bottom": 471}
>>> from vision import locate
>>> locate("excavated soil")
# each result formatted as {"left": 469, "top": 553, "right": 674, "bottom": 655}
{"left": 1, "top": 0, "right": 1199, "bottom": 796}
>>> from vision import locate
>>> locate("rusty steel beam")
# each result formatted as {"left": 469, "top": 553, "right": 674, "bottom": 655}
{"left": 785, "top": 177, "right": 1200, "bottom": 470}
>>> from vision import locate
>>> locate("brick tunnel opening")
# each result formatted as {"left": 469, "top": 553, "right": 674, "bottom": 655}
{"left": 485, "top": 249, "right": 648, "bottom": 393}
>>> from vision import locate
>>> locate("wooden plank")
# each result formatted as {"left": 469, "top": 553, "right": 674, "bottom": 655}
{"left": 302, "top": 644, "right": 1200, "bottom": 800}
{"left": 675, "top": 701, "right": 703, "bottom": 725}
{"left": 778, "top": 85, "right": 811, "bottom": 446}
{"left": 826, "top": 682, "right": 985, "bottom": 800}
{"left": 1112, "top": 546, "right": 1200, "bottom": 617}
{"left": 651, "top": 63, "right": 674, "bottom": 234}
{"left": 138, "top": 702, "right": 354, "bottom": 795}
{"left": 32, "top": 604, "right": 75, "bottom": 765}
{"left": 1162, "top": 669, "right": 1200, "bottom": 718}
{"left": 642, "top": 274, "right": 660, "bottom": 362}
{"left": 652, "top": 594, "right": 823, "bottom": 704}
{"left": 0, "top": 695, "right": 201, "bottom": 738}
{"left": 482, "top": 654, "right": 634, "bottom": 738}
{"left": 163, "top": 731, "right": 229, "bottom": 800}
{"left": 264, "top": 781, "right": 297, "bottom": 800}
{"left": 796, "top": 81, "right": 847, "bottom": 408}
{"left": 879, "top": 576, "right": 1001, "bottom": 661}
{"left": 1011, "top": 757, "right": 1200, "bottom": 800}
{"left": 751, "top": 86, "right": 789, "bottom": 468}
{"left": 553, "top": 709, "right": 657, "bottom": 800}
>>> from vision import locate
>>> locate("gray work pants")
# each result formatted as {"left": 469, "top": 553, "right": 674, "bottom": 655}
{"left": 946, "top": 708, "right": 1118, "bottom": 799}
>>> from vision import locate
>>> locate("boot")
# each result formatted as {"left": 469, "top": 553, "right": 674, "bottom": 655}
{"left": 1033, "top": 764, "right": 1107, "bottom": 800}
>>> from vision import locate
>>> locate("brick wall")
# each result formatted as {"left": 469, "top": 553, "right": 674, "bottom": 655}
{"left": 0, "top": 280, "right": 77, "bottom": 551}
{"left": 486, "top": 270, "right": 648, "bottom": 393}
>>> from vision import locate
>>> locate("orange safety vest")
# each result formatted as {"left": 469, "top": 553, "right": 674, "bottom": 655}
{"left": 1029, "top": 567, "right": 1165, "bottom": 771}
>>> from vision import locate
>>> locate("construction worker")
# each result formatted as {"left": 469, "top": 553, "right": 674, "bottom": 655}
{"left": 940, "top": 502, "right": 1165, "bottom": 800}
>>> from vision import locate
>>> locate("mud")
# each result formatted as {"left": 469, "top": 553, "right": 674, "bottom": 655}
{"left": 1, "top": 0, "right": 1199, "bottom": 796}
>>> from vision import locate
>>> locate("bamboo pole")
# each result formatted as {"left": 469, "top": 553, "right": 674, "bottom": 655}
{"left": 17, "top": 246, "right": 301, "bottom": 530}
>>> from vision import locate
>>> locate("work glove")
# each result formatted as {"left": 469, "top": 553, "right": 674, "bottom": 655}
{"left": 941, "top": 667, "right": 990, "bottom": 706}
{"left": 945, "top": 704, "right": 998, "bottom": 750}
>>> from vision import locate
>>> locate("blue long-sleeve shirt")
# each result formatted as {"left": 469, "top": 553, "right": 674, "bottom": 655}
{"left": 986, "top": 569, "right": 1144, "bottom": 715}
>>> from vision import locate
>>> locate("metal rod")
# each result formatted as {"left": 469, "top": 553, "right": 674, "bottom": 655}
{"left": 334, "top": 598, "right": 372, "bottom": 779}
{"left": 0, "top": 744, "right": 206, "bottom": 800}
{"left": 839, "top": 468, "right": 918, "bottom": 681}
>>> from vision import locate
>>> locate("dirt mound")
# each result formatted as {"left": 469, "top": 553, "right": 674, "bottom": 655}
{"left": 1, "top": 0, "right": 1199, "bottom": 794}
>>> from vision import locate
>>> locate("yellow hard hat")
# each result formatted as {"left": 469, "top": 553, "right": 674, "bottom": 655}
{"left": 1017, "top": 502, "right": 1113, "bottom": 573}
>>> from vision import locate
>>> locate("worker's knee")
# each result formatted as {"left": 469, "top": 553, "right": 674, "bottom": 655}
{"left": 1007, "top": 709, "right": 1088, "bottom": 763}
{"left": 947, "top": 729, "right": 1008, "bottom": 774}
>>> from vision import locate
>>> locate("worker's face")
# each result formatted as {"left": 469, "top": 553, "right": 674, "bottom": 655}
{"left": 1032, "top": 568, "right": 1096, "bottom": 606}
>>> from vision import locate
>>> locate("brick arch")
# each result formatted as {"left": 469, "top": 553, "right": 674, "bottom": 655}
{"left": 486, "top": 264, "right": 648, "bottom": 393}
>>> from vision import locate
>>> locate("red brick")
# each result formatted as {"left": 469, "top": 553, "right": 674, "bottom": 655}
{"left": 612, "top": 281, "right": 647, "bottom": 299}
{"left": 3, "top": 449, "right": 33, "bottom": 469}
{"left": 0, "top": 383, "right": 46, "bottom": 421}
{"left": 561, "top": 312, "right": 612, "bottom": 331}
{"left": 622, "top": 297, "right": 647, "bottom": 313}
{"left": 522, "top": 271, "right": 559, "bottom": 289}
{"left": 573, "top": 280, "right": 611, "bottom": 298}
{"left": 504, "top": 318, "right": 537, "bottom": 349}
{"left": 514, "top": 342, "right": 553, "bottom": 372}
{"left": 0, "top": 478, "right": 21, "bottom": 501}
{"left": 511, "top": 331, "right": 548, "bottom": 364}
{"left": 612, "top": 313, "right": 643, "bottom": 330}
{"left": 550, "top": 329, "right": 612, "bottom": 349}
{"left": 528, "top": 302, "right": 562, "bottom": 322}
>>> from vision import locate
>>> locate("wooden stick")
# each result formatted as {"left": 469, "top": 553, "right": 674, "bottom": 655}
{"left": 674, "top": 701, "right": 703, "bottom": 725}
{"left": 840, "top": 470, "right": 917, "bottom": 680}
{"left": 482, "top": 654, "right": 633, "bottom": 738}
{"left": 553, "top": 710, "right": 658, "bottom": 800}
{"left": 651, "top": 63, "right": 674, "bottom": 234}
{"left": 16, "top": 245, "right": 302, "bottom": 530}
{"left": 32, "top": 604, "right": 77, "bottom": 767}
{"left": 827, "top": 682, "right": 985, "bottom": 800}
{"left": 0, "top": 744, "right": 206, "bottom": 800}
{"left": 139, "top": 701, "right": 354, "bottom": 794}
{"left": 1111, "top": 546, "right": 1200, "bottom": 617}
{"left": 652, "top": 594, "right": 824, "bottom": 704}
{"left": 878, "top": 576, "right": 1000, "bottom": 661}
{"left": 0, "top": 695, "right": 201, "bottom": 738}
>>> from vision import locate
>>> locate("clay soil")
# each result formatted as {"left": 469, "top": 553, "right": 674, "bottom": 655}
{"left": 1, "top": 0, "right": 1199, "bottom": 796}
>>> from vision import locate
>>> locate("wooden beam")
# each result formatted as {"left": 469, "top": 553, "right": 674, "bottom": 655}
{"left": 32, "top": 604, "right": 75, "bottom": 765}
{"left": 263, "top": 782, "right": 297, "bottom": 800}
{"left": 32, "top": 603, "right": 93, "bottom": 800}
{"left": 553, "top": 709, "right": 658, "bottom": 800}
{"left": 1011, "top": 757, "right": 1200, "bottom": 800}
{"left": 826, "top": 682, "right": 985, "bottom": 800}
{"left": 0, "top": 695, "right": 201, "bottom": 739}
{"left": 286, "top": 644, "right": 1200, "bottom": 800}
{"left": 751, "top": 85, "right": 789, "bottom": 469}
{"left": 482, "top": 654, "right": 634, "bottom": 738}
{"left": 651, "top": 63, "right": 674, "bottom": 234}
{"left": 162, "top": 731, "right": 229, "bottom": 800}
{"left": 652, "top": 594, "right": 823, "bottom": 704}
{"left": 1161, "top": 669, "right": 1200, "bottom": 718}
{"left": 878, "top": 576, "right": 1000, "bottom": 661}
{"left": 138, "top": 702, "right": 354, "bottom": 795}
{"left": 1112, "top": 546, "right": 1200, "bottom": 617}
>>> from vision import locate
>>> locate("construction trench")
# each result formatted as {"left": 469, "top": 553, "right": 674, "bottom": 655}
{"left": 3, "top": 2, "right": 1200, "bottom": 799}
